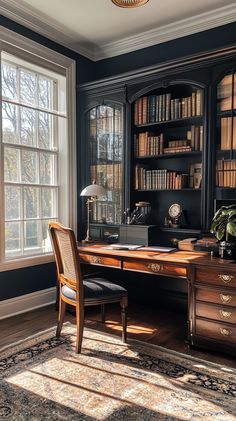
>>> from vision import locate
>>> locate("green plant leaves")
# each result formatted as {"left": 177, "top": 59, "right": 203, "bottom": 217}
{"left": 211, "top": 205, "right": 236, "bottom": 241}
{"left": 227, "top": 222, "right": 236, "bottom": 237}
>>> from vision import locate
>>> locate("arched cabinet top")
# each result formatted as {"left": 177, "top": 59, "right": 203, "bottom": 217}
{"left": 128, "top": 79, "right": 206, "bottom": 104}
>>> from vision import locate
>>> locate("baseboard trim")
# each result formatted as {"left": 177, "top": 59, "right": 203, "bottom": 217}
{"left": 0, "top": 287, "right": 57, "bottom": 320}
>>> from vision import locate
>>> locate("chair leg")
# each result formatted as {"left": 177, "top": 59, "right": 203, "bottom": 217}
{"left": 56, "top": 296, "right": 66, "bottom": 337}
{"left": 120, "top": 296, "right": 128, "bottom": 343}
{"left": 101, "top": 304, "right": 106, "bottom": 323}
{"left": 75, "top": 302, "right": 84, "bottom": 354}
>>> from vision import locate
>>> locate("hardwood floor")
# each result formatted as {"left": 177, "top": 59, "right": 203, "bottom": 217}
{"left": 0, "top": 302, "right": 235, "bottom": 368}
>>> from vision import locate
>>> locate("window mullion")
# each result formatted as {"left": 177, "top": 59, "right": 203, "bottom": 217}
{"left": 0, "top": 50, "right": 5, "bottom": 262}
{"left": 38, "top": 186, "right": 43, "bottom": 252}
{"left": 20, "top": 152, "right": 24, "bottom": 256}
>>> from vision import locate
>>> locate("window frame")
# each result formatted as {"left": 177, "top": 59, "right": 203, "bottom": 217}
{"left": 0, "top": 27, "right": 77, "bottom": 271}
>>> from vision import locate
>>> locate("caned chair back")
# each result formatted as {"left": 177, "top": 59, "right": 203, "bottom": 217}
{"left": 49, "top": 222, "right": 83, "bottom": 299}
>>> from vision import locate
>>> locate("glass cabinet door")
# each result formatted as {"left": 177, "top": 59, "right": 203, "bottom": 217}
{"left": 88, "top": 104, "right": 123, "bottom": 224}
{"left": 215, "top": 71, "right": 236, "bottom": 202}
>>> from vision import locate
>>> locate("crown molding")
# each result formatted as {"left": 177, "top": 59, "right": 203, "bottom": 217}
{"left": 0, "top": 0, "right": 93, "bottom": 59}
{"left": 94, "top": 4, "right": 236, "bottom": 60}
{"left": 1, "top": 1, "right": 236, "bottom": 61}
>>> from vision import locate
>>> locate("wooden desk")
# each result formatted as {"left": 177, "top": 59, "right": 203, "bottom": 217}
{"left": 78, "top": 244, "right": 236, "bottom": 356}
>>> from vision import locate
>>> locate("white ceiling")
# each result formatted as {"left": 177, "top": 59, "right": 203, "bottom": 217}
{"left": 1, "top": 0, "right": 236, "bottom": 60}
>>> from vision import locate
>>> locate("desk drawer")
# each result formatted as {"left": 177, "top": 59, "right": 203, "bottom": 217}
{"left": 196, "top": 302, "right": 236, "bottom": 324}
{"left": 196, "top": 288, "right": 236, "bottom": 307}
{"left": 80, "top": 254, "right": 121, "bottom": 268}
{"left": 196, "top": 318, "right": 236, "bottom": 344}
{"left": 123, "top": 259, "right": 186, "bottom": 277}
{"left": 195, "top": 268, "right": 236, "bottom": 288}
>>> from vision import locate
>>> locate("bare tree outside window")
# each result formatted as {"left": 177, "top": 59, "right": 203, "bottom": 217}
{"left": 1, "top": 56, "right": 63, "bottom": 258}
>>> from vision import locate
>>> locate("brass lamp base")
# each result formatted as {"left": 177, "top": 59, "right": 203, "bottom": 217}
{"left": 82, "top": 237, "right": 94, "bottom": 243}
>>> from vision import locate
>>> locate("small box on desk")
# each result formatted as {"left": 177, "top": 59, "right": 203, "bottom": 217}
{"left": 120, "top": 225, "right": 158, "bottom": 246}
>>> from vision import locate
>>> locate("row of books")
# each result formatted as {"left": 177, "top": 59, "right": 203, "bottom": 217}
{"left": 134, "top": 125, "right": 203, "bottom": 157}
{"left": 220, "top": 117, "right": 236, "bottom": 150}
{"left": 134, "top": 90, "right": 203, "bottom": 125}
{"left": 134, "top": 133, "right": 164, "bottom": 156}
{"left": 216, "top": 159, "right": 236, "bottom": 187}
{"left": 217, "top": 73, "right": 236, "bottom": 112}
{"left": 134, "top": 164, "right": 202, "bottom": 190}
{"left": 90, "top": 164, "right": 121, "bottom": 190}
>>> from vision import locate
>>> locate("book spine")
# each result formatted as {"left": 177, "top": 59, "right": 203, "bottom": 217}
{"left": 165, "top": 93, "right": 171, "bottom": 121}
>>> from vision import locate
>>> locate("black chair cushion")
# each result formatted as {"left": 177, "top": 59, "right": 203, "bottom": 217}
{"left": 61, "top": 277, "right": 127, "bottom": 302}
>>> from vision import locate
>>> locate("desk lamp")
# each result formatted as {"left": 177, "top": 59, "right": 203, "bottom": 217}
{"left": 80, "top": 182, "right": 106, "bottom": 242}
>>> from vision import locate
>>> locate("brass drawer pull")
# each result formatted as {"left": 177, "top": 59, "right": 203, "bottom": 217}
{"left": 219, "top": 310, "right": 232, "bottom": 319}
{"left": 218, "top": 274, "right": 234, "bottom": 283}
{"left": 90, "top": 256, "right": 102, "bottom": 264}
{"left": 147, "top": 263, "right": 163, "bottom": 273}
{"left": 220, "top": 294, "right": 232, "bottom": 304}
{"left": 220, "top": 327, "right": 232, "bottom": 336}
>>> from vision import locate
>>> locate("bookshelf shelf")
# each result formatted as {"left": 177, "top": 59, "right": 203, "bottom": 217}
{"left": 158, "top": 227, "right": 201, "bottom": 233}
{"left": 216, "top": 187, "right": 236, "bottom": 190}
{"left": 134, "top": 151, "right": 202, "bottom": 160}
{"left": 217, "top": 109, "right": 236, "bottom": 118}
{"left": 136, "top": 188, "right": 201, "bottom": 192}
{"left": 134, "top": 115, "right": 203, "bottom": 129}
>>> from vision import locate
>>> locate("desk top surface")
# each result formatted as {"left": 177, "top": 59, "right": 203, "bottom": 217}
{"left": 77, "top": 243, "right": 236, "bottom": 268}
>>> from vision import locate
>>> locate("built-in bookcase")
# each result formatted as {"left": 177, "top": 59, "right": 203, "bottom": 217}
{"left": 79, "top": 47, "right": 236, "bottom": 243}
{"left": 132, "top": 83, "right": 205, "bottom": 230}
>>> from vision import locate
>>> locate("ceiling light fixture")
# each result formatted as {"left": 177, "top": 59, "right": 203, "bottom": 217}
{"left": 111, "top": 0, "right": 149, "bottom": 8}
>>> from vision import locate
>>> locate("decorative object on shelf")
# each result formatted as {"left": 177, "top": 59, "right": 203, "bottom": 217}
{"left": 210, "top": 204, "right": 236, "bottom": 259}
{"left": 134, "top": 202, "right": 151, "bottom": 224}
{"left": 168, "top": 203, "right": 182, "bottom": 228}
{"left": 124, "top": 202, "right": 151, "bottom": 225}
{"left": 80, "top": 182, "right": 106, "bottom": 242}
{"left": 111, "top": 0, "right": 149, "bottom": 8}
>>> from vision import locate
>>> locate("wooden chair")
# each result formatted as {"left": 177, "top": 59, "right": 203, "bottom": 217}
{"left": 49, "top": 222, "right": 128, "bottom": 353}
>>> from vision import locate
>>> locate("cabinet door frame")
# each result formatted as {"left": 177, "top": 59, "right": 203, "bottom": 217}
{"left": 127, "top": 78, "right": 207, "bottom": 232}
{"left": 208, "top": 63, "right": 236, "bottom": 228}
{"left": 78, "top": 98, "right": 125, "bottom": 238}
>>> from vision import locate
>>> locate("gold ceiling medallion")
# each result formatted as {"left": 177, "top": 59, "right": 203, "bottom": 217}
{"left": 111, "top": 0, "right": 149, "bottom": 8}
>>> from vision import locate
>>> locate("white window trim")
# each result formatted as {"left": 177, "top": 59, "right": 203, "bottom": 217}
{"left": 0, "top": 27, "right": 77, "bottom": 272}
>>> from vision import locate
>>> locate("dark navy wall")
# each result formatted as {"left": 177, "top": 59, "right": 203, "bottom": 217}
{"left": 0, "top": 264, "right": 56, "bottom": 301}
{"left": 94, "top": 22, "right": 236, "bottom": 80}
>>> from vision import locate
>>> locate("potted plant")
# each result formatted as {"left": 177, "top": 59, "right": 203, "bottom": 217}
{"left": 210, "top": 204, "right": 236, "bottom": 258}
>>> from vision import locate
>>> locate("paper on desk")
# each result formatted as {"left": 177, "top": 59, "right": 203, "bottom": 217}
{"left": 102, "top": 244, "right": 144, "bottom": 250}
{"left": 139, "top": 246, "right": 177, "bottom": 252}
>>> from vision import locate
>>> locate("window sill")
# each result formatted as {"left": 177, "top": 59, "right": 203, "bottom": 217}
{"left": 0, "top": 254, "right": 55, "bottom": 272}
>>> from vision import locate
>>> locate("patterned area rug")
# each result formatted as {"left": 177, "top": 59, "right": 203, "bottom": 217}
{"left": 0, "top": 324, "right": 236, "bottom": 420}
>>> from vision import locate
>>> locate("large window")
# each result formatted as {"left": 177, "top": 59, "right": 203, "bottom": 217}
{"left": 0, "top": 31, "right": 76, "bottom": 269}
